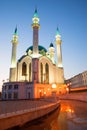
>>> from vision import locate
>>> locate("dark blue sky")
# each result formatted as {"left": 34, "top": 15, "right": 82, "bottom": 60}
{"left": 0, "top": 0, "right": 87, "bottom": 90}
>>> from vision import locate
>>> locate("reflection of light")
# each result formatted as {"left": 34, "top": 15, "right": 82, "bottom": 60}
{"left": 48, "top": 88, "right": 50, "bottom": 91}
{"left": 52, "top": 84, "right": 56, "bottom": 88}
{"left": 66, "top": 108, "right": 74, "bottom": 113}
{"left": 61, "top": 105, "right": 74, "bottom": 113}
{"left": 68, "top": 108, "right": 72, "bottom": 112}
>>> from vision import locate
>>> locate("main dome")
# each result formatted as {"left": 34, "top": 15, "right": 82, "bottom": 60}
{"left": 26, "top": 45, "right": 47, "bottom": 53}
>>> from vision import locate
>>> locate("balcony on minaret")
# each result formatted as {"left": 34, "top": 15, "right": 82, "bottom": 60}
{"left": 32, "top": 8, "right": 40, "bottom": 28}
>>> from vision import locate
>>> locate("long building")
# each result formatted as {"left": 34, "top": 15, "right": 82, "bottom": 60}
{"left": 2, "top": 9, "right": 67, "bottom": 100}
{"left": 65, "top": 71, "right": 87, "bottom": 92}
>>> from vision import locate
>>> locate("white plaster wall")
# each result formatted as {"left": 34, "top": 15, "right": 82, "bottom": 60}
{"left": 39, "top": 56, "right": 55, "bottom": 83}
{"left": 17, "top": 56, "right": 32, "bottom": 81}
{"left": 57, "top": 67, "right": 64, "bottom": 83}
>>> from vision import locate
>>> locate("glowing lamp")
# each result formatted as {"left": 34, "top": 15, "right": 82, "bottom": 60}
{"left": 39, "top": 90, "right": 41, "bottom": 92}
{"left": 66, "top": 87, "right": 69, "bottom": 91}
{"left": 52, "top": 84, "right": 56, "bottom": 88}
{"left": 44, "top": 91, "right": 46, "bottom": 94}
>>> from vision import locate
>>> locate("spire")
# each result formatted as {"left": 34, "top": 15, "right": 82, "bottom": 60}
{"left": 12, "top": 26, "right": 18, "bottom": 45}
{"left": 32, "top": 8, "right": 40, "bottom": 24}
{"left": 14, "top": 26, "right": 18, "bottom": 35}
{"left": 56, "top": 27, "right": 60, "bottom": 35}
{"left": 55, "top": 27, "right": 61, "bottom": 41}
{"left": 34, "top": 8, "right": 38, "bottom": 18}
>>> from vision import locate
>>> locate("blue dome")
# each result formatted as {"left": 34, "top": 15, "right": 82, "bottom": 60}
{"left": 49, "top": 43, "right": 54, "bottom": 47}
{"left": 26, "top": 45, "right": 47, "bottom": 53}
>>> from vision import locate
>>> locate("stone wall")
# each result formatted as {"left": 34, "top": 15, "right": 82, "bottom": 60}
{"left": 58, "top": 92, "right": 87, "bottom": 102}
{"left": 0, "top": 101, "right": 60, "bottom": 130}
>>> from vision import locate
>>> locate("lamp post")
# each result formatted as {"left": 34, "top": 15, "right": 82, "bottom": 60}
{"left": 66, "top": 82, "right": 71, "bottom": 93}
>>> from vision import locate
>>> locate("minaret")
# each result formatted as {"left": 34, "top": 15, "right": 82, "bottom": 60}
{"left": 55, "top": 27, "right": 63, "bottom": 67}
{"left": 32, "top": 9, "right": 40, "bottom": 83}
{"left": 55, "top": 27, "right": 64, "bottom": 83}
{"left": 32, "top": 8, "right": 40, "bottom": 57}
{"left": 9, "top": 27, "right": 18, "bottom": 81}
{"left": 49, "top": 43, "right": 55, "bottom": 63}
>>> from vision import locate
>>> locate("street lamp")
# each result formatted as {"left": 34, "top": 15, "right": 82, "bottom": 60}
{"left": 52, "top": 83, "right": 56, "bottom": 89}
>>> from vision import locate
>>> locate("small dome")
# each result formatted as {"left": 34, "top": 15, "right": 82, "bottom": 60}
{"left": 49, "top": 43, "right": 54, "bottom": 47}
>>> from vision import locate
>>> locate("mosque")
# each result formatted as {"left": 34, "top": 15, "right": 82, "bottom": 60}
{"left": 2, "top": 9, "right": 67, "bottom": 100}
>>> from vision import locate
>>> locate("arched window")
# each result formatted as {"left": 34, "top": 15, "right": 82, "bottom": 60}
{"left": 29, "top": 63, "right": 31, "bottom": 82}
{"left": 45, "top": 63, "right": 49, "bottom": 83}
{"left": 40, "top": 63, "right": 43, "bottom": 83}
{"left": 22, "top": 62, "right": 27, "bottom": 76}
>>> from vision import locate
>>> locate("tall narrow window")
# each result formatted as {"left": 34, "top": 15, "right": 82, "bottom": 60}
{"left": 22, "top": 62, "right": 27, "bottom": 76}
{"left": 40, "top": 63, "right": 43, "bottom": 83}
{"left": 45, "top": 63, "right": 49, "bottom": 83}
{"left": 29, "top": 63, "right": 31, "bottom": 82}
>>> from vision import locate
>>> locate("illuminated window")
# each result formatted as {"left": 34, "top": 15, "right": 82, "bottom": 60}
{"left": 29, "top": 63, "right": 31, "bottom": 82}
{"left": 45, "top": 63, "right": 49, "bottom": 83}
{"left": 40, "top": 63, "right": 43, "bottom": 83}
{"left": 22, "top": 62, "right": 27, "bottom": 76}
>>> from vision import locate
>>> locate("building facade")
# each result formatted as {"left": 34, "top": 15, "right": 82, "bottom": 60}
{"left": 66, "top": 71, "right": 87, "bottom": 92}
{"left": 2, "top": 9, "right": 66, "bottom": 100}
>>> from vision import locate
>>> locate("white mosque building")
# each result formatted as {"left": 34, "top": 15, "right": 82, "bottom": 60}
{"left": 2, "top": 9, "right": 67, "bottom": 100}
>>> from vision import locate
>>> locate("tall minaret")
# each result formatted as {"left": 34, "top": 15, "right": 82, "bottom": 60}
{"left": 32, "top": 9, "right": 40, "bottom": 83}
{"left": 55, "top": 27, "right": 64, "bottom": 83}
{"left": 55, "top": 27, "right": 63, "bottom": 67}
{"left": 32, "top": 8, "right": 40, "bottom": 57}
{"left": 9, "top": 27, "right": 18, "bottom": 81}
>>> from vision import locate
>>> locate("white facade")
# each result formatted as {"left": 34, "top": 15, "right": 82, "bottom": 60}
{"left": 16, "top": 55, "right": 64, "bottom": 84}
{"left": 2, "top": 9, "right": 65, "bottom": 100}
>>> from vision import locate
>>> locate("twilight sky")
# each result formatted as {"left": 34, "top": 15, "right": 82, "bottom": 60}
{"left": 0, "top": 0, "right": 87, "bottom": 91}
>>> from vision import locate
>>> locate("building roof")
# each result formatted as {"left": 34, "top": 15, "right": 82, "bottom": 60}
{"left": 26, "top": 45, "right": 47, "bottom": 53}
{"left": 49, "top": 43, "right": 54, "bottom": 47}
{"left": 18, "top": 45, "right": 47, "bottom": 62}
{"left": 18, "top": 55, "right": 27, "bottom": 62}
